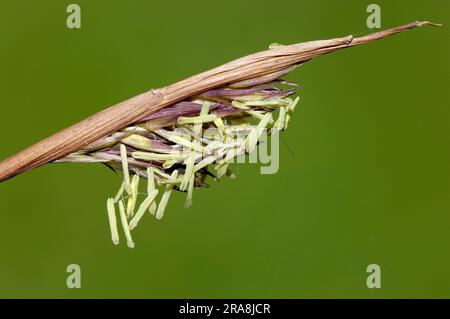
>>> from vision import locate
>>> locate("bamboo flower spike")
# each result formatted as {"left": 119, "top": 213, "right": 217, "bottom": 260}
{"left": 0, "top": 21, "right": 440, "bottom": 248}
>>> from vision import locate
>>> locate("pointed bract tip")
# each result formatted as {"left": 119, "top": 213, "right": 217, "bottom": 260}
{"left": 417, "top": 21, "right": 442, "bottom": 27}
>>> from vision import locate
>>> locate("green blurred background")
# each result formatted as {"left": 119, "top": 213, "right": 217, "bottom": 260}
{"left": 0, "top": 0, "right": 449, "bottom": 298}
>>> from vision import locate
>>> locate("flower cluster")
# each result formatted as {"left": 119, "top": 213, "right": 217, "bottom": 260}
{"left": 56, "top": 66, "right": 300, "bottom": 247}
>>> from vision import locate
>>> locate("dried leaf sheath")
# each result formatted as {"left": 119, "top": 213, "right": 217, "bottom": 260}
{"left": 0, "top": 21, "right": 439, "bottom": 182}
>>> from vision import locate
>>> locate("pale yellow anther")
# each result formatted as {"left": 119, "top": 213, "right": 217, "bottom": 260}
{"left": 106, "top": 198, "right": 119, "bottom": 245}
{"left": 178, "top": 114, "right": 217, "bottom": 125}
{"left": 155, "top": 170, "right": 178, "bottom": 220}
{"left": 113, "top": 182, "right": 125, "bottom": 204}
{"left": 147, "top": 167, "right": 157, "bottom": 215}
{"left": 126, "top": 174, "right": 140, "bottom": 218}
{"left": 185, "top": 174, "right": 195, "bottom": 208}
{"left": 120, "top": 144, "right": 132, "bottom": 194}
{"left": 118, "top": 201, "right": 135, "bottom": 248}
{"left": 129, "top": 190, "right": 159, "bottom": 230}
{"left": 132, "top": 151, "right": 186, "bottom": 162}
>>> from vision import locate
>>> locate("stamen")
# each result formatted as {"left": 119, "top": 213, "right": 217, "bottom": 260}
{"left": 215, "top": 162, "right": 229, "bottom": 179}
{"left": 106, "top": 198, "right": 119, "bottom": 245}
{"left": 162, "top": 159, "right": 179, "bottom": 169}
{"left": 121, "top": 134, "right": 171, "bottom": 153}
{"left": 155, "top": 170, "right": 178, "bottom": 220}
{"left": 243, "top": 98, "right": 291, "bottom": 107}
{"left": 177, "top": 114, "right": 218, "bottom": 125}
{"left": 180, "top": 150, "right": 195, "bottom": 191}
{"left": 194, "top": 102, "right": 210, "bottom": 136}
{"left": 147, "top": 167, "right": 157, "bottom": 215}
{"left": 285, "top": 96, "right": 299, "bottom": 129}
{"left": 129, "top": 189, "right": 159, "bottom": 230}
{"left": 155, "top": 129, "right": 204, "bottom": 153}
{"left": 126, "top": 174, "right": 140, "bottom": 218}
{"left": 132, "top": 151, "right": 186, "bottom": 162}
{"left": 120, "top": 144, "right": 132, "bottom": 194}
{"left": 213, "top": 117, "right": 226, "bottom": 140}
{"left": 185, "top": 174, "right": 195, "bottom": 208}
{"left": 193, "top": 155, "right": 217, "bottom": 172}
{"left": 231, "top": 100, "right": 274, "bottom": 123}
{"left": 113, "top": 182, "right": 125, "bottom": 204}
{"left": 272, "top": 106, "right": 287, "bottom": 133}
{"left": 118, "top": 200, "right": 135, "bottom": 248}
{"left": 245, "top": 113, "right": 273, "bottom": 152}
{"left": 289, "top": 96, "right": 300, "bottom": 112}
